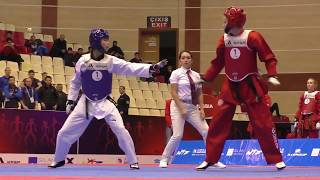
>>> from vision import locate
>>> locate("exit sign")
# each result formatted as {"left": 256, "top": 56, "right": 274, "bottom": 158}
{"left": 147, "top": 16, "right": 171, "bottom": 29}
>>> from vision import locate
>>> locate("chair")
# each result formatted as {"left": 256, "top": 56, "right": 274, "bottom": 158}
{"left": 153, "top": 91, "right": 163, "bottom": 101}
{"left": 139, "top": 81, "right": 149, "bottom": 90}
{"left": 156, "top": 100, "right": 166, "bottom": 110}
{"left": 142, "top": 90, "right": 153, "bottom": 99}
{"left": 159, "top": 83, "right": 169, "bottom": 91}
{"left": 112, "top": 79, "right": 119, "bottom": 88}
{"left": 65, "top": 75, "right": 73, "bottom": 84}
{"left": 53, "top": 74, "right": 66, "bottom": 84}
{"left": 43, "top": 35, "right": 53, "bottom": 42}
{"left": 119, "top": 80, "right": 130, "bottom": 89}
{"left": 128, "top": 108, "right": 139, "bottom": 116}
{"left": 42, "top": 65, "right": 54, "bottom": 74}
{"left": 41, "top": 56, "right": 53, "bottom": 66}
{"left": 34, "top": 33, "right": 44, "bottom": 41}
{"left": 0, "top": 23, "right": 5, "bottom": 30}
{"left": 18, "top": 71, "right": 28, "bottom": 81}
{"left": 6, "top": 61, "right": 19, "bottom": 72}
{"left": 5, "top": 24, "right": 15, "bottom": 31}
{"left": 149, "top": 82, "right": 159, "bottom": 91}
{"left": 135, "top": 98, "right": 147, "bottom": 108}
{"left": 53, "top": 57, "right": 64, "bottom": 67}
{"left": 21, "top": 62, "right": 31, "bottom": 72}
{"left": 146, "top": 99, "right": 157, "bottom": 109}
{"left": 132, "top": 89, "right": 143, "bottom": 100}
{"left": 67, "top": 43, "right": 74, "bottom": 50}
{"left": 129, "top": 79, "right": 140, "bottom": 90}
{"left": 162, "top": 91, "right": 172, "bottom": 99}
{"left": 30, "top": 55, "right": 42, "bottom": 65}
{"left": 139, "top": 108, "right": 150, "bottom": 116}
{"left": 53, "top": 66, "right": 65, "bottom": 75}
{"left": 73, "top": 44, "right": 83, "bottom": 50}
{"left": 20, "top": 54, "right": 31, "bottom": 64}
{"left": 150, "top": 109, "right": 161, "bottom": 116}
{"left": 64, "top": 66, "right": 75, "bottom": 76}
{"left": 129, "top": 98, "right": 137, "bottom": 108}
{"left": 31, "top": 63, "right": 42, "bottom": 73}
{"left": 24, "top": 32, "right": 34, "bottom": 39}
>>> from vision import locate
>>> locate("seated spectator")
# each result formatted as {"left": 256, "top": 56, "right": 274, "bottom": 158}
{"left": 73, "top": 47, "right": 84, "bottom": 62}
{"left": 0, "top": 38, "right": 24, "bottom": 63}
{"left": 24, "top": 35, "right": 39, "bottom": 52}
{"left": 20, "top": 77, "right": 38, "bottom": 109}
{"left": 56, "top": 84, "right": 67, "bottom": 111}
{"left": 40, "top": 72, "right": 48, "bottom": 86}
{"left": 63, "top": 47, "right": 75, "bottom": 67}
{"left": 106, "top": 41, "right": 124, "bottom": 59}
{"left": 28, "top": 70, "right": 42, "bottom": 89}
{"left": 116, "top": 86, "right": 130, "bottom": 121}
{"left": 270, "top": 102, "right": 281, "bottom": 117}
{"left": 3, "top": 76, "right": 22, "bottom": 108}
{"left": 50, "top": 34, "right": 66, "bottom": 58}
{"left": 86, "top": 46, "right": 92, "bottom": 54}
{"left": 129, "top": 52, "right": 143, "bottom": 63}
{"left": 34, "top": 40, "right": 49, "bottom": 56}
{"left": 38, "top": 76, "right": 58, "bottom": 110}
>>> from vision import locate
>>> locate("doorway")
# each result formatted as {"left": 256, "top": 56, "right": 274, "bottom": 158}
{"left": 139, "top": 28, "right": 178, "bottom": 69}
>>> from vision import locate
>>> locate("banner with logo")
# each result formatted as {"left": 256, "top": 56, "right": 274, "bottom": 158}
{"left": 172, "top": 139, "right": 320, "bottom": 166}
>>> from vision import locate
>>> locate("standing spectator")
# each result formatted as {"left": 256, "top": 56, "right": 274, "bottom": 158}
{"left": 63, "top": 47, "right": 75, "bottom": 67}
{"left": 20, "top": 77, "right": 38, "bottom": 109}
{"left": 41, "top": 72, "right": 48, "bottom": 86}
{"left": 56, "top": 84, "right": 67, "bottom": 111}
{"left": 38, "top": 76, "right": 58, "bottom": 110}
{"left": 50, "top": 34, "right": 67, "bottom": 58}
{"left": 106, "top": 41, "right": 124, "bottom": 58}
{"left": 163, "top": 65, "right": 173, "bottom": 84}
{"left": 0, "top": 67, "right": 11, "bottom": 90}
{"left": 129, "top": 52, "right": 142, "bottom": 63}
{"left": 73, "top": 48, "right": 84, "bottom": 62}
{"left": 28, "top": 70, "right": 41, "bottom": 89}
{"left": 3, "top": 76, "right": 22, "bottom": 108}
{"left": 116, "top": 86, "right": 130, "bottom": 121}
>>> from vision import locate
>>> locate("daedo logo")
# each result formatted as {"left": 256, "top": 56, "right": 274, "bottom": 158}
{"left": 287, "top": 149, "right": 308, "bottom": 157}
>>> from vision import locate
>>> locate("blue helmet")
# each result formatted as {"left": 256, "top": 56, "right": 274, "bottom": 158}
{"left": 89, "top": 28, "right": 109, "bottom": 53}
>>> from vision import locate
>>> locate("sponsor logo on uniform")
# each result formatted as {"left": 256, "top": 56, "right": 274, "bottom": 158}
{"left": 311, "top": 148, "right": 320, "bottom": 157}
{"left": 287, "top": 149, "right": 308, "bottom": 157}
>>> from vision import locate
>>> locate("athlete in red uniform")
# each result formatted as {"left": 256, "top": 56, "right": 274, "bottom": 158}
{"left": 294, "top": 78, "right": 320, "bottom": 138}
{"left": 196, "top": 7, "right": 286, "bottom": 170}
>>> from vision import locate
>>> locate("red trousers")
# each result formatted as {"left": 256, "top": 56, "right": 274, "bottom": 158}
{"left": 205, "top": 76, "right": 283, "bottom": 164}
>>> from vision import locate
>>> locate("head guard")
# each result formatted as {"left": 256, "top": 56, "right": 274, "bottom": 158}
{"left": 89, "top": 28, "right": 109, "bottom": 53}
{"left": 224, "top": 7, "right": 246, "bottom": 29}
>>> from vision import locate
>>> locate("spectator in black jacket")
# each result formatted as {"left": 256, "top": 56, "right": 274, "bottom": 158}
{"left": 117, "top": 86, "right": 130, "bottom": 120}
{"left": 56, "top": 84, "right": 67, "bottom": 111}
{"left": 20, "top": 77, "right": 38, "bottom": 109}
{"left": 50, "top": 34, "right": 67, "bottom": 58}
{"left": 106, "top": 41, "right": 124, "bottom": 59}
{"left": 38, "top": 76, "right": 58, "bottom": 110}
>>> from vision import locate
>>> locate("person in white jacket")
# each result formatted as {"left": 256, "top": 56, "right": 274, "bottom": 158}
{"left": 48, "top": 28, "right": 167, "bottom": 169}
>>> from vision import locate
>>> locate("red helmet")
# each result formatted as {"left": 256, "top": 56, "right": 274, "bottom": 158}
{"left": 224, "top": 7, "right": 246, "bottom": 28}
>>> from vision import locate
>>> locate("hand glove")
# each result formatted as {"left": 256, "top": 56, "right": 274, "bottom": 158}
{"left": 268, "top": 76, "right": 280, "bottom": 86}
{"left": 66, "top": 100, "right": 76, "bottom": 115}
{"left": 316, "top": 122, "right": 320, "bottom": 130}
{"left": 150, "top": 59, "right": 168, "bottom": 73}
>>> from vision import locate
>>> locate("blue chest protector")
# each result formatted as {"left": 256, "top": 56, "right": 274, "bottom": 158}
{"left": 80, "top": 62, "right": 112, "bottom": 101}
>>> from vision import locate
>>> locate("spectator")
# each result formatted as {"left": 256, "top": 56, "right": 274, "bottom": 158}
{"left": 106, "top": 41, "right": 124, "bottom": 58}
{"left": 28, "top": 70, "right": 41, "bottom": 89}
{"left": 41, "top": 72, "right": 48, "bottom": 86}
{"left": 63, "top": 47, "right": 75, "bottom": 67}
{"left": 116, "top": 86, "right": 130, "bottom": 121}
{"left": 87, "top": 46, "right": 92, "bottom": 54}
{"left": 0, "top": 67, "right": 11, "bottom": 90}
{"left": 50, "top": 34, "right": 67, "bottom": 57}
{"left": 56, "top": 84, "right": 67, "bottom": 111}
{"left": 34, "top": 40, "right": 49, "bottom": 56}
{"left": 20, "top": 77, "right": 38, "bottom": 109}
{"left": 38, "top": 76, "right": 58, "bottom": 110}
{"left": 129, "top": 52, "right": 142, "bottom": 63}
{"left": 3, "top": 76, "right": 22, "bottom": 108}
{"left": 163, "top": 65, "right": 173, "bottom": 84}
{"left": 24, "top": 35, "right": 37, "bottom": 52}
{"left": 270, "top": 102, "right": 281, "bottom": 117}
{"left": 73, "top": 48, "right": 84, "bottom": 62}
{"left": 0, "top": 38, "right": 24, "bottom": 63}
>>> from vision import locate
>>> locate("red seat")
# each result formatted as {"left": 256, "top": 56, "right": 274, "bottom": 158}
{"left": 13, "top": 32, "right": 24, "bottom": 46}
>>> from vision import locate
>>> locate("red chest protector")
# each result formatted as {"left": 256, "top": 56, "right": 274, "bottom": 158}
{"left": 301, "top": 91, "right": 319, "bottom": 115}
{"left": 224, "top": 30, "right": 258, "bottom": 82}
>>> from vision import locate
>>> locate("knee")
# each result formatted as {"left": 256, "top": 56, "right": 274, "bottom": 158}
{"left": 170, "top": 134, "right": 183, "bottom": 142}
